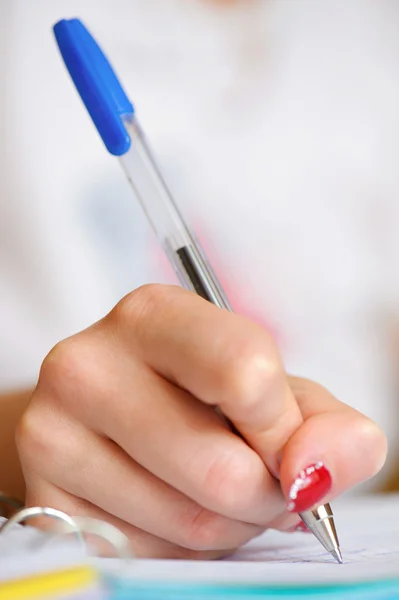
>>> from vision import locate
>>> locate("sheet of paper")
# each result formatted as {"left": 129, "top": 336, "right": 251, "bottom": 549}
{"left": 1, "top": 494, "right": 398, "bottom": 592}
{"left": 100, "top": 494, "right": 399, "bottom": 586}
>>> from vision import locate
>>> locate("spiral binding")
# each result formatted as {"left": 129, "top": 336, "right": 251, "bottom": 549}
{"left": 0, "top": 494, "right": 132, "bottom": 560}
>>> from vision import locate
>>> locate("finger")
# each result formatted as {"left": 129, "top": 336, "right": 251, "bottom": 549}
{"left": 25, "top": 481, "right": 233, "bottom": 560}
{"left": 18, "top": 402, "right": 262, "bottom": 551}
{"left": 110, "top": 285, "right": 303, "bottom": 475}
{"left": 32, "top": 345, "right": 284, "bottom": 524}
{"left": 279, "top": 378, "right": 388, "bottom": 513}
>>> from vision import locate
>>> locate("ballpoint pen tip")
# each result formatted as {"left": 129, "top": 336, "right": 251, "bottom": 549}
{"left": 331, "top": 547, "right": 343, "bottom": 564}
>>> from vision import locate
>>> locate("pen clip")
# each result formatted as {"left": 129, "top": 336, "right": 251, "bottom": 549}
{"left": 53, "top": 18, "right": 134, "bottom": 156}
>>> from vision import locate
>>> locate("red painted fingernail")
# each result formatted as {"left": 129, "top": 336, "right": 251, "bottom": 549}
{"left": 286, "top": 462, "right": 332, "bottom": 513}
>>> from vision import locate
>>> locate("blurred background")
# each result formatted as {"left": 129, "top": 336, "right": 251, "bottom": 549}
{"left": 1, "top": 0, "right": 399, "bottom": 491}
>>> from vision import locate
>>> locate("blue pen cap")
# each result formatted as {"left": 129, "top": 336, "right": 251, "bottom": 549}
{"left": 53, "top": 18, "right": 134, "bottom": 156}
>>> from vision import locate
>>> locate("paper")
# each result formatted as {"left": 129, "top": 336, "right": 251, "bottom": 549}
{"left": 1, "top": 495, "right": 398, "bottom": 599}
{"left": 0, "top": 518, "right": 103, "bottom": 600}
{"left": 100, "top": 494, "right": 399, "bottom": 587}
{"left": 0, "top": 517, "right": 87, "bottom": 580}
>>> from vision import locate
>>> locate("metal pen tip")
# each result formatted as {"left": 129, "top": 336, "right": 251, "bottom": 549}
{"left": 331, "top": 547, "right": 343, "bottom": 564}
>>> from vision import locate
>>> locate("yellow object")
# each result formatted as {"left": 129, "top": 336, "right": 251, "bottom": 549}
{"left": 0, "top": 565, "right": 97, "bottom": 600}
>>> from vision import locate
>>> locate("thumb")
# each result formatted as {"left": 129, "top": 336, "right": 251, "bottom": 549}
{"left": 279, "top": 408, "right": 387, "bottom": 513}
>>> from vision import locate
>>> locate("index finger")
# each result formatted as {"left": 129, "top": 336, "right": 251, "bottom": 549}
{"left": 112, "top": 284, "right": 303, "bottom": 474}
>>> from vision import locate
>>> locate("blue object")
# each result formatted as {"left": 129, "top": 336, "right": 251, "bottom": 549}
{"left": 103, "top": 575, "right": 399, "bottom": 600}
{"left": 53, "top": 18, "right": 134, "bottom": 156}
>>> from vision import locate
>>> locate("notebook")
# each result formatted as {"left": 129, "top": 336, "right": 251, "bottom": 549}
{"left": 100, "top": 493, "right": 399, "bottom": 598}
{"left": 0, "top": 519, "right": 102, "bottom": 599}
{"left": 1, "top": 494, "right": 399, "bottom": 599}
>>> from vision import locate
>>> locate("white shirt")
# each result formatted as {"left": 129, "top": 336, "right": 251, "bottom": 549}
{"left": 2, "top": 0, "right": 399, "bottom": 487}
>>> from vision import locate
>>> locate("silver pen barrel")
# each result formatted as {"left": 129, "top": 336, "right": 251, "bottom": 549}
{"left": 300, "top": 504, "right": 342, "bottom": 563}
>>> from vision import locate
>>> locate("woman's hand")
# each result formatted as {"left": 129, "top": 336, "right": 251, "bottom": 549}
{"left": 17, "top": 285, "right": 387, "bottom": 558}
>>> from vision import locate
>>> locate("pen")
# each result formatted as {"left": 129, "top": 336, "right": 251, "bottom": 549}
{"left": 53, "top": 18, "right": 342, "bottom": 564}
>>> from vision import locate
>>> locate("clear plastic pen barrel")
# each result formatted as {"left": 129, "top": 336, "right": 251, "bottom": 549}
{"left": 120, "top": 115, "right": 231, "bottom": 310}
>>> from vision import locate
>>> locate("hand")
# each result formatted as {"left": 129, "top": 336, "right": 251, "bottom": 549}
{"left": 17, "top": 285, "right": 387, "bottom": 558}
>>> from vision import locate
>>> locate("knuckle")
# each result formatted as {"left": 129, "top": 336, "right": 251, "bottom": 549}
{"left": 220, "top": 340, "right": 282, "bottom": 410}
{"left": 39, "top": 338, "right": 84, "bottom": 396}
{"left": 112, "top": 284, "right": 177, "bottom": 328}
{"left": 179, "top": 505, "right": 229, "bottom": 551}
{"left": 17, "top": 394, "right": 83, "bottom": 479}
{"left": 201, "top": 450, "right": 258, "bottom": 516}
{"left": 36, "top": 336, "right": 101, "bottom": 418}
{"left": 16, "top": 401, "right": 53, "bottom": 469}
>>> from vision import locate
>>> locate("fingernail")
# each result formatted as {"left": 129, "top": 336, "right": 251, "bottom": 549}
{"left": 286, "top": 462, "right": 332, "bottom": 513}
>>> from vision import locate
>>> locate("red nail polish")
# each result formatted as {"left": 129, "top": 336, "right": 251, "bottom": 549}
{"left": 286, "top": 462, "right": 332, "bottom": 513}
